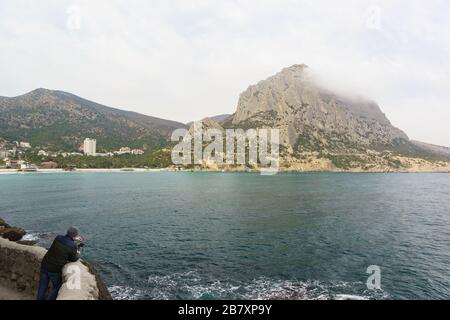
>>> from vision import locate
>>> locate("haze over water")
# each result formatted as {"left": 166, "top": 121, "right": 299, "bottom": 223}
{"left": 1, "top": 172, "right": 449, "bottom": 299}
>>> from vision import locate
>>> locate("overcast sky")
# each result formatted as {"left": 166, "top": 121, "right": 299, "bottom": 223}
{"left": 1, "top": 0, "right": 449, "bottom": 146}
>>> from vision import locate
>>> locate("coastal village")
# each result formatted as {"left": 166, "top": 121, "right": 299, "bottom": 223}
{"left": 0, "top": 138, "right": 145, "bottom": 171}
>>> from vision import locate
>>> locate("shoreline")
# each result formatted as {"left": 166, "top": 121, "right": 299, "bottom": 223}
{"left": 0, "top": 168, "right": 169, "bottom": 174}
{"left": 1, "top": 168, "right": 450, "bottom": 175}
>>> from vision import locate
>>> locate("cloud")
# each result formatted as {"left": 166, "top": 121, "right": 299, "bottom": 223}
{"left": 0, "top": 0, "right": 449, "bottom": 146}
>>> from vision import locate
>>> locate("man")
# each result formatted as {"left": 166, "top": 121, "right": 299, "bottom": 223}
{"left": 37, "top": 227, "right": 82, "bottom": 300}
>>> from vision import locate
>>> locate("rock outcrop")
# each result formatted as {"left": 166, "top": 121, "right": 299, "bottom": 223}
{"left": 0, "top": 217, "right": 111, "bottom": 300}
{"left": 0, "top": 218, "right": 11, "bottom": 228}
{"left": 1, "top": 227, "right": 26, "bottom": 242}
{"left": 57, "top": 261, "right": 99, "bottom": 300}
{"left": 0, "top": 236, "right": 104, "bottom": 300}
{"left": 1, "top": 218, "right": 27, "bottom": 242}
{"left": 231, "top": 64, "right": 408, "bottom": 152}
{"left": 188, "top": 117, "right": 225, "bottom": 134}
{"left": 224, "top": 64, "right": 450, "bottom": 171}
{"left": 0, "top": 236, "right": 47, "bottom": 297}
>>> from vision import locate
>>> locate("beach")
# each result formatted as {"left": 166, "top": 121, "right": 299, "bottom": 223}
{"left": 0, "top": 168, "right": 170, "bottom": 174}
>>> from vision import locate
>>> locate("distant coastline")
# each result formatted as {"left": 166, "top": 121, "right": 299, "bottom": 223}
{"left": 0, "top": 168, "right": 168, "bottom": 174}
{"left": 1, "top": 168, "right": 450, "bottom": 175}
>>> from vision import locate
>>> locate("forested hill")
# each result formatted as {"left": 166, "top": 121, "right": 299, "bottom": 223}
{"left": 0, "top": 88, "right": 187, "bottom": 151}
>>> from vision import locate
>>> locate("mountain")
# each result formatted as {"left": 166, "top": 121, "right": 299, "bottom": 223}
{"left": 210, "top": 114, "right": 233, "bottom": 124}
{"left": 187, "top": 117, "right": 225, "bottom": 134}
{"left": 0, "top": 89, "right": 187, "bottom": 151}
{"left": 224, "top": 64, "right": 450, "bottom": 171}
{"left": 411, "top": 140, "right": 450, "bottom": 158}
{"left": 230, "top": 64, "right": 409, "bottom": 150}
{"left": 1, "top": 68, "right": 449, "bottom": 172}
{"left": 186, "top": 114, "right": 232, "bottom": 127}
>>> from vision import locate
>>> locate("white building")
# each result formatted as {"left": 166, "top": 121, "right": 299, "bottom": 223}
{"left": 19, "top": 142, "right": 31, "bottom": 148}
{"left": 131, "top": 149, "right": 144, "bottom": 155}
{"left": 0, "top": 149, "right": 8, "bottom": 159}
{"left": 83, "top": 138, "right": 97, "bottom": 156}
{"left": 19, "top": 161, "right": 31, "bottom": 169}
{"left": 95, "top": 153, "right": 110, "bottom": 157}
{"left": 38, "top": 150, "right": 48, "bottom": 157}
{"left": 119, "top": 147, "right": 131, "bottom": 154}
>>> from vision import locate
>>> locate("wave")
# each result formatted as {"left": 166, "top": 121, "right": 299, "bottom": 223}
{"left": 23, "top": 231, "right": 57, "bottom": 247}
{"left": 109, "top": 271, "right": 390, "bottom": 300}
{"left": 108, "top": 285, "right": 144, "bottom": 300}
{"left": 22, "top": 233, "right": 40, "bottom": 242}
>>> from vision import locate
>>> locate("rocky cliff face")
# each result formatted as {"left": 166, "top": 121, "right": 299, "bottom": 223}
{"left": 220, "top": 64, "right": 450, "bottom": 171}
{"left": 188, "top": 117, "right": 225, "bottom": 135}
{"left": 231, "top": 64, "right": 408, "bottom": 154}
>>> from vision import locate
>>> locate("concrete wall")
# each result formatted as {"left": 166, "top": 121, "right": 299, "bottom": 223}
{"left": 0, "top": 237, "right": 99, "bottom": 300}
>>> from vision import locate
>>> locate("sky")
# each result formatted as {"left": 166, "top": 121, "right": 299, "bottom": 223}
{"left": 0, "top": 0, "right": 449, "bottom": 146}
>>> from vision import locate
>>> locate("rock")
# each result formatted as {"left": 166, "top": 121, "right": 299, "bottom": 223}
{"left": 17, "top": 240, "right": 37, "bottom": 246}
{"left": 0, "top": 218, "right": 11, "bottom": 228}
{"left": 219, "top": 64, "right": 450, "bottom": 170}
{"left": 187, "top": 117, "right": 224, "bottom": 136}
{"left": 231, "top": 64, "right": 409, "bottom": 150}
{"left": 2, "top": 227, "right": 26, "bottom": 242}
{"left": 10, "top": 272, "right": 18, "bottom": 281}
{"left": 81, "top": 260, "right": 113, "bottom": 300}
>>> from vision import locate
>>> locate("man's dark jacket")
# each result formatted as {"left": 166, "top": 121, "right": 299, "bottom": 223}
{"left": 41, "top": 235, "right": 79, "bottom": 273}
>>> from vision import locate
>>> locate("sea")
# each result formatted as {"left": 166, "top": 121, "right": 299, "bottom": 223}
{"left": 0, "top": 172, "right": 449, "bottom": 300}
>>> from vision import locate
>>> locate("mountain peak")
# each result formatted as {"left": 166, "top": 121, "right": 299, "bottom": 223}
{"left": 27, "top": 88, "right": 55, "bottom": 96}
{"left": 31, "top": 88, "right": 51, "bottom": 93}
{"left": 231, "top": 64, "right": 408, "bottom": 151}
{"left": 281, "top": 64, "right": 309, "bottom": 73}
{"left": 0, "top": 89, "right": 186, "bottom": 151}
{"left": 188, "top": 117, "right": 224, "bottom": 135}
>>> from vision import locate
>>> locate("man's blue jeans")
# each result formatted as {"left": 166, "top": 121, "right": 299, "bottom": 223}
{"left": 37, "top": 268, "right": 62, "bottom": 300}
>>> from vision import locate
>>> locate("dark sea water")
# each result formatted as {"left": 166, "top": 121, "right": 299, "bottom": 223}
{"left": 0, "top": 172, "right": 449, "bottom": 300}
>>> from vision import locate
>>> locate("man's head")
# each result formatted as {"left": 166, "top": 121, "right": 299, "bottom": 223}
{"left": 66, "top": 226, "right": 79, "bottom": 240}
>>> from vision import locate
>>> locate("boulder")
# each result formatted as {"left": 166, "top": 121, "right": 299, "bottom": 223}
{"left": 82, "top": 260, "right": 113, "bottom": 300}
{"left": 0, "top": 218, "right": 11, "bottom": 228}
{"left": 17, "top": 240, "right": 37, "bottom": 246}
{"left": 2, "top": 227, "right": 26, "bottom": 242}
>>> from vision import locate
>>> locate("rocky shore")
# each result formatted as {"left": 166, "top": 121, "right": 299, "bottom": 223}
{"left": 0, "top": 217, "right": 111, "bottom": 300}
